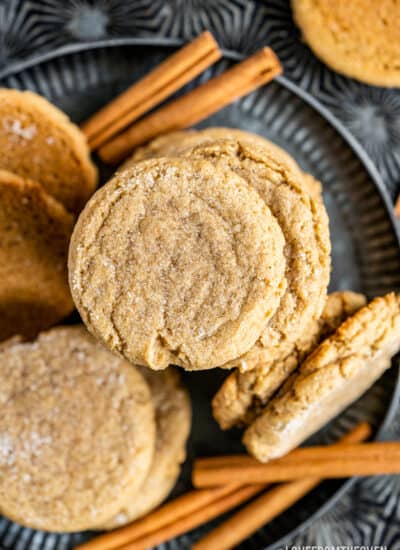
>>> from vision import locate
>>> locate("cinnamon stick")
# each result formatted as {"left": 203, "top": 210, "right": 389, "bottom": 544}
{"left": 74, "top": 484, "right": 241, "bottom": 550}
{"left": 193, "top": 422, "right": 371, "bottom": 550}
{"left": 98, "top": 47, "right": 282, "bottom": 164}
{"left": 116, "top": 484, "right": 265, "bottom": 550}
{"left": 82, "top": 31, "right": 221, "bottom": 150}
{"left": 193, "top": 440, "right": 399, "bottom": 487}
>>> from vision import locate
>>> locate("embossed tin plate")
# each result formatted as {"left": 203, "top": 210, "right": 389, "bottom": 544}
{"left": 1, "top": 40, "right": 400, "bottom": 550}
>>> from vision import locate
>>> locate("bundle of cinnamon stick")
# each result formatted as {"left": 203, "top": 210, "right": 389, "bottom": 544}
{"left": 81, "top": 32, "right": 282, "bottom": 164}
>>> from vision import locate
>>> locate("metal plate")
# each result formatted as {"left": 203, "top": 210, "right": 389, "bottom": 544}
{"left": 1, "top": 41, "right": 400, "bottom": 550}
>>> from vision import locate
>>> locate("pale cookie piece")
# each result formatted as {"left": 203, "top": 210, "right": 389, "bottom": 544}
{"left": 243, "top": 293, "right": 400, "bottom": 462}
{"left": 69, "top": 157, "right": 286, "bottom": 371}
{"left": 292, "top": 0, "right": 400, "bottom": 87}
{"left": 123, "top": 127, "right": 321, "bottom": 198}
{"left": 185, "top": 140, "right": 331, "bottom": 366}
{"left": 0, "top": 88, "right": 97, "bottom": 213}
{"left": 213, "top": 291, "right": 366, "bottom": 428}
{"left": 0, "top": 170, "right": 74, "bottom": 341}
{"left": 0, "top": 326, "right": 156, "bottom": 532}
{"left": 102, "top": 368, "right": 191, "bottom": 528}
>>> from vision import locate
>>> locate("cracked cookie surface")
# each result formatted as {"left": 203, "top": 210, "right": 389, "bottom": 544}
{"left": 0, "top": 326, "right": 156, "bottom": 532}
{"left": 69, "top": 157, "right": 286, "bottom": 370}
{"left": 0, "top": 89, "right": 97, "bottom": 213}
{"left": 292, "top": 0, "right": 400, "bottom": 87}
{"left": 244, "top": 293, "right": 400, "bottom": 462}
{"left": 102, "top": 367, "right": 191, "bottom": 528}
{"left": 0, "top": 170, "right": 74, "bottom": 342}
{"left": 213, "top": 291, "right": 366, "bottom": 429}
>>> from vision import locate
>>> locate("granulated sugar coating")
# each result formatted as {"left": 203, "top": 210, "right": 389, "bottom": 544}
{"left": 0, "top": 88, "right": 97, "bottom": 213}
{"left": 69, "top": 157, "right": 287, "bottom": 371}
{"left": 0, "top": 326, "right": 156, "bottom": 532}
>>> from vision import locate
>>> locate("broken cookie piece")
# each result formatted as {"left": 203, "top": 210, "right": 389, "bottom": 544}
{"left": 243, "top": 292, "right": 400, "bottom": 462}
{"left": 213, "top": 291, "right": 366, "bottom": 429}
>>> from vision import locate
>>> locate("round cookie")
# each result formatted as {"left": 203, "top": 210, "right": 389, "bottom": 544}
{"left": 292, "top": 0, "right": 400, "bottom": 87}
{"left": 69, "top": 157, "right": 286, "bottom": 371}
{"left": 184, "top": 139, "right": 331, "bottom": 369}
{"left": 123, "top": 127, "right": 321, "bottom": 198}
{"left": 244, "top": 292, "right": 400, "bottom": 461}
{"left": 0, "top": 326, "right": 156, "bottom": 532}
{"left": 0, "top": 170, "right": 74, "bottom": 341}
{"left": 102, "top": 367, "right": 191, "bottom": 528}
{"left": 0, "top": 88, "right": 98, "bottom": 213}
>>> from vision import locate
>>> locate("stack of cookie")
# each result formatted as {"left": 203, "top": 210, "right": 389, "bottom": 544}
{"left": 69, "top": 128, "right": 331, "bottom": 375}
{"left": 0, "top": 326, "right": 191, "bottom": 532}
{"left": 69, "top": 126, "right": 400, "bottom": 466}
{"left": 0, "top": 89, "right": 97, "bottom": 341}
{"left": 68, "top": 128, "right": 332, "bottom": 445}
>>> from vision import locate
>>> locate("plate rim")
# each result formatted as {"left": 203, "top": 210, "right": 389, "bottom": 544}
{"left": 2, "top": 36, "right": 400, "bottom": 550}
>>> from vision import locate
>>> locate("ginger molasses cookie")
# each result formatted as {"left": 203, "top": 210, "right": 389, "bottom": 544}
{"left": 103, "top": 367, "right": 191, "bottom": 528}
{"left": 213, "top": 291, "right": 366, "bottom": 429}
{"left": 69, "top": 157, "right": 286, "bottom": 371}
{"left": 0, "top": 89, "right": 97, "bottom": 213}
{"left": 292, "top": 0, "right": 400, "bottom": 87}
{"left": 0, "top": 326, "right": 156, "bottom": 532}
{"left": 0, "top": 170, "right": 74, "bottom": 341}
{"left": 186, "top": 140, "right": 331, "bottom": 366}
{"left": 244, "top": 293, "right": 400, "bottom": 462}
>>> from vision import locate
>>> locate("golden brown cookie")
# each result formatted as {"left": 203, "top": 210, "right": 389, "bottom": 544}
{"left": 292, "top": 0, "right": 400, "bottom": 87}
{"left": 69, "top": 157, "right": 286, "bottom": 371}
{"left": 243, "top": 293, "right": 400, "bottom": 462}
{"left": 0, "top": 326, "right": 156, "bottom": 532}
{"left": 184, "top": 140, "right": 331, "bottom": 365}
{"left": 128, "top": 134, "right": 330, "bottom": 374}
{"left": 0, "top": 170, "right": 74, "bottom": 341}
{"left": 213, "top": 291, "right": 366, "bottom": 429}
{"left": 102, "top": 367, "right": 191, "bottom": 528}
{"left": 123, "top": 127, "right": 321, "bottom": 198}
{"left": 0, "top": 88, "right": 98, "bottom": 213}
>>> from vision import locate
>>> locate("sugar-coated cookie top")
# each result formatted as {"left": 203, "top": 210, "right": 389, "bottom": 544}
{"left": 0, "top": 326, "right": 156, "bottom": 531}
{"left": 69, "top": 156, "right": 287, "bottom": 370}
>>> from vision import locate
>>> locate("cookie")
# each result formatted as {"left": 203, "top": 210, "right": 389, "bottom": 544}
{"left": 0, "top": 326, "right": 156, "bottom": 532}
{"left": 185, "top": 140, "right": 331, "bottom": 365}
{"left": 243, "top": 293, "right": 400, "bottom": 462}
{"left": 0, "top": 88, "right": 98, "bottom": 213}
{"left": 102, "top": 367, "right": 191, "bottom": 528}
{"left": 123, "top": 127, "right": 321, "bottom": 198}
{"left": 0, "top": 170, "right": 74, "bottom": 341}
{"left": 292, "top": 0, "right": 400, "bottom": 87}
{"left": 213, "top": 291, "right": 366, "bottom": 428}
{"left": 128, "top": 134, "right": 330, "bottom": 374}
{"left": 69, "top": 157, "right": 286, "bottom": 370}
